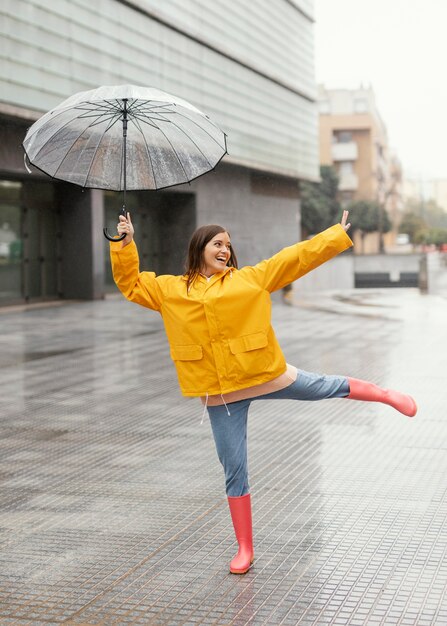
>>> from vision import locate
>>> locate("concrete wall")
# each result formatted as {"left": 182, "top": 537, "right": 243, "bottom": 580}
{"left": 354, "top": 253, "right": 421, "bottom": 276}
{"left": 422, "top": 252, "right": 447, "bottom": 295}
{"left": 293, "top": 253, "right": 355, "bottom": 294}
{"left": 290, "top": 253, "right": 424, "bottom": 294}
{"left": 58, "top": 186, "right": 105, "bottom": 300}
{"left": 354, "top": 254, "right": 421, "bottom": 288}
{"left": 192, "top": 163, "right": 301, "bottom": 268}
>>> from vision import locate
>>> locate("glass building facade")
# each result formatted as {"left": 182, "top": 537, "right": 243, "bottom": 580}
{"left": 0, "top": 0, "right": 317, "bottom": 304}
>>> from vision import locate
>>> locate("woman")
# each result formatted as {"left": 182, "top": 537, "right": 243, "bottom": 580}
{"left": 110, "top": 210, "right": 417, "bottom": 575}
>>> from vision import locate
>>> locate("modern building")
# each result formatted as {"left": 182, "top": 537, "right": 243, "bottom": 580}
{"left": 0, "top": 0, "right": 318, "bottom": 305}
{"left": 318, "top": 85, "right": 403, "bottom": 253}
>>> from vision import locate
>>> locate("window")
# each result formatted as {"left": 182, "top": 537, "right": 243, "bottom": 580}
{"left": 335, "top": 131, "right": 353, "bottom": 143}
{"left": 0, "top": 179, "right": 59, "bottom": 303}
{"left": 339, "top": 162, "right": 354, "bottom": 176}
{"left": 0, "top": 181, "right": 21, "bottom": 302}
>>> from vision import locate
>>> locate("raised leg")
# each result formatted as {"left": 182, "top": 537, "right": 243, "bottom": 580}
{"left": 255, "top": 370, "right": 416, "bottom": 417}
{"left": 347, "top": 377, "right": 417, "bottom": 417}
{"left": 256, "top": 369, "right": 350, "bottom": 402}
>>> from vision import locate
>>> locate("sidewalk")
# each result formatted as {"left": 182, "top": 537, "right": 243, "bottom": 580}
{"left": 0, "top": 288, "right": 446, "bottom": 625}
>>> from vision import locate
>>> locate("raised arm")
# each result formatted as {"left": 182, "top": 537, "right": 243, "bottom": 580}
{"left": 110, "top": 213, "right": 163, "bottom": 311}
{"left": 239, "top": 215, "right": 353, "bottom": 293}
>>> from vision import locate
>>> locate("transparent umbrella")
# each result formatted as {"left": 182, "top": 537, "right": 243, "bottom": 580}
{"left": 22, "top": 85, "right": 227, "bottom": 240}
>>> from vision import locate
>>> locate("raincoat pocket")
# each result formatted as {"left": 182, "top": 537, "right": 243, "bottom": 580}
{"left": 229, "top": 331, "right": 268, "bottom": 354}
{"left": 170, "top": 344, "right": 203, "bottom": 361}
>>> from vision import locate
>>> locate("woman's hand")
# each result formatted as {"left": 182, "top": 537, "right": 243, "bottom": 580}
{"left": 117, "top": 212, "right": 134, "bottom": 246}
{"left": 340, "top": 210, "right": 351, "bottom": 232}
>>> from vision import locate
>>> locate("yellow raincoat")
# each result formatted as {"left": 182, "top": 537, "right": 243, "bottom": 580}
{"left": 110, "top": 224, "right": 352, "bottom": 396}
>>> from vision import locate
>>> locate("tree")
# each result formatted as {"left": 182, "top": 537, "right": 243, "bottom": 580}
{"left": 403, "top": 198, "right": 447, "bottom": 230}
{"left": 347, "top": 199, "right": 391, "bottom": 253}
{"left": 300, "top": 166, "right": 342, "bottom": 237}
{"left": 399, "top": 196, "right": 447, "bottom": 248}
{"left": 399, "top": 212, "right": 427, "bottom": 245}
{"left": 424, "top": 201, "right": 447, "bottom": 229}
{"left": 427, "top": 228, "right": 447, "bottom": 246}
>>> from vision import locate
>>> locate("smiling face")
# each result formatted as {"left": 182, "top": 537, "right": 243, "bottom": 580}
{"left": 201, "top": 232, "right": 232, "bottom": 277}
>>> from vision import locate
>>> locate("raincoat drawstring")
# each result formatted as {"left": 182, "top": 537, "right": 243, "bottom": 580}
{"left": 221, "top": 395, "right": 231, "bottom": 416}
{"left": 201, "top": 393, "right": 231, "bottom": 423}
{"left": 201, "top": 393, "right": 209, "bottom": 424}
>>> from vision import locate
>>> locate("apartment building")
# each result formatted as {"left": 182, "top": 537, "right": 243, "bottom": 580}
{"left": 318, "top": 85, "right": 402, "bottom": 253}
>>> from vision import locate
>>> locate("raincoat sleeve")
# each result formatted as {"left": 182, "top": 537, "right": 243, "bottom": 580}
{"left": 110, "top": 240, "right": 163, "bottom": 311}
{"left": 240, "top": 224, "right": 353, "bottom": 292}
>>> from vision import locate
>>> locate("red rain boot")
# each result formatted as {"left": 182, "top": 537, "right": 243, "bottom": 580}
{"left": 347, "top": 377, "right": 417, "bottom": 417}
{"left": 227, "top": 493, "right": 254, "bottom": 574}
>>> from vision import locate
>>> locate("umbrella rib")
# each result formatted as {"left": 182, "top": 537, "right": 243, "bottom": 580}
{"left": 174, "top": 104, "right": 223, "bottom": 133}
{"left": 151, "top": 112, "right": 216, "bottom": 167}
{"left": 129, "top": 111, "right": 162, "bottom": 129}
{"left": 164, "top": 118, "right": 215, "bottom": 169}
{"left": 131, "top": 110, "right": 178, "bottom": 124}
{"left": 129, "top": 116, "right": 158, "bottom": 188}
{"left": 79, "top": 115, "right": 123, "bottom": 188}
{"left": 29, "top": 116, "right": 91, "bottom": 164}
{"left": 130, "top": 117, "right": 190, "bottom": 183}
{"left": 77, "top": 99, "right": 123, "bottom": 113}
{"left": 28, "top": 109, "right": 120, "bottom": 164}
{"left": 74, "top": 107, "right": 120, "bottom": 120}
{"left": 77, "top": 112, "right": 121, "bottom": 126}
{"left": 129, "top": 101, "right": 175, "bottom": 113}
{"left": 130, "top": 111, "right": 222, "bottom": 174}
{"left": 76, "top": 107, "right": 116, "bottom": 115}
{"left": 51, "top": 113, "right": 121, "bottom": 183}
{"left": 76, "top": 111, "right": 118, "bottom": 120}
{"left": 171, "top": 109, "right": 226, "bottom": 151}
{"left": 110, "top": 99, "right": 127, "bottom": 112}
{"left": 29, "top": 101, "right": 95, "bottom": 131}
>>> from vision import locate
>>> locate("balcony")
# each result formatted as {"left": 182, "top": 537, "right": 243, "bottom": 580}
{"left": 338, "top": 173, "right": 359, "bottom": 191}
{"left": 331, "top": 142, "right": 358, "bottom": 161}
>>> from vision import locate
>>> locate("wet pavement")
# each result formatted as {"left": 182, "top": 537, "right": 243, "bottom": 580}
{"left": 0, "top": 288, "right": 446, "bottom": 625}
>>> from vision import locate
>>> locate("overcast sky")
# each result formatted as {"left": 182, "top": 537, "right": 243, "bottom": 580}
{"left": 314, "top": 0, "right": 447, "bottom": 181}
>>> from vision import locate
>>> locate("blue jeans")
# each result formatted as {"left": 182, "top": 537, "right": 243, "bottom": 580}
{"left": 208, "top": 369, "right": 349, "bottom": 497}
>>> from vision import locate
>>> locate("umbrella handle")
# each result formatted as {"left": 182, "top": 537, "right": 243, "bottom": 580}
{"left": 103, "top": 204, "right": 128, "bottom": 241}
{"left": 103, "top": 228, "right": 126, "bottom": 242}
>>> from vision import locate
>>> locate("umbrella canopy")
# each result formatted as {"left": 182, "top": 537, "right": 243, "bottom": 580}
{"left": 22, "top": 85, "right": 227, "bottom": 192}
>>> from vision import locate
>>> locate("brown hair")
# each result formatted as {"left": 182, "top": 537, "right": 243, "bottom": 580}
{"left": 184, "top": 224, "right": 238, "bottom": 292}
